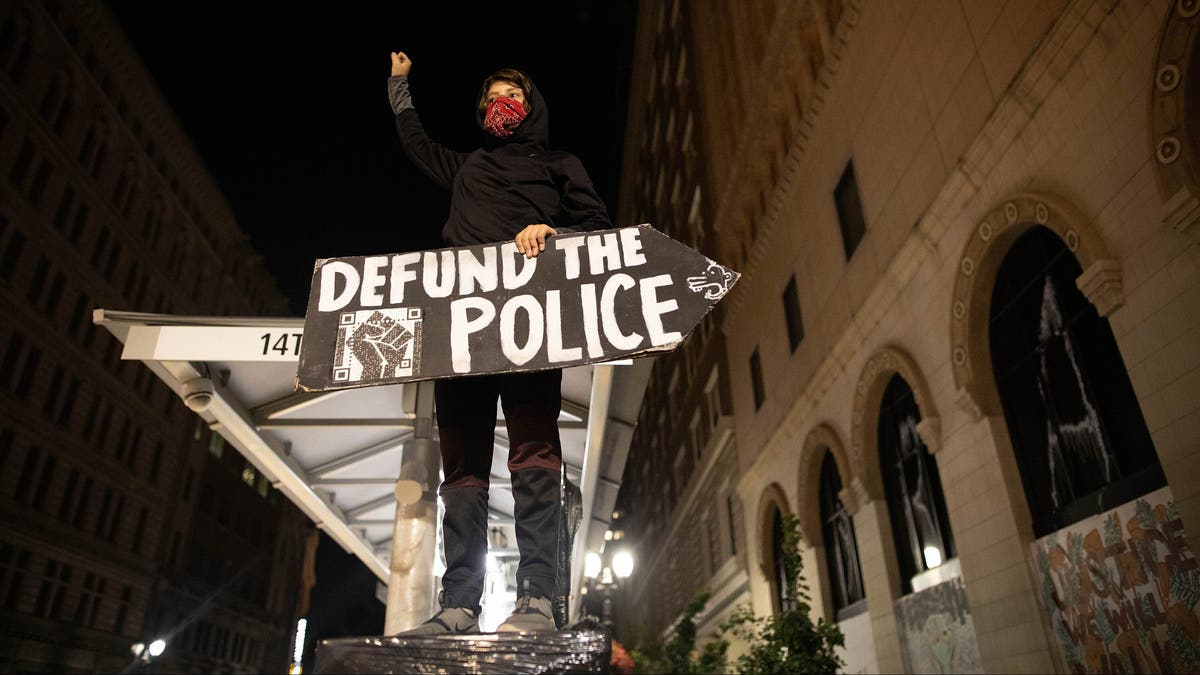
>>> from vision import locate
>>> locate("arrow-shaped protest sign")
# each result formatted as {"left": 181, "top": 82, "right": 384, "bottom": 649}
{"left": 295, "top": 225, "right": 739, "bottom": 391}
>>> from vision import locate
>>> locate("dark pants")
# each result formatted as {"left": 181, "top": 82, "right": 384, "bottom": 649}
{"left": 435, "top": 369, "right": 564, "bottom": 608}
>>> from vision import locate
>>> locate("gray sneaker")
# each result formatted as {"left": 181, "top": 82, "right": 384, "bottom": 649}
{"left": 392, "top": 606, "right": 480, "bottom": 637}
{"left": 497, "top": 595, "right": 556, "bottom": 633}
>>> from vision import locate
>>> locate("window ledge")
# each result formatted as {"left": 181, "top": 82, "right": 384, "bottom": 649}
{"left": 910, "top": 556, "right": 962, "bottom": 594}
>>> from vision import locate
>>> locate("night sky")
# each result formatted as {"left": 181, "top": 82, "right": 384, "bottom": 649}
{"left": 108, "top": 1, "right": 637, "bottom": 316}
{"left": 106, "top": 0, "right": 636, "bottom": 645}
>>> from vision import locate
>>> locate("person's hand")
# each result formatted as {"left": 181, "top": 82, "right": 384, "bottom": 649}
{"left": 391, "top": 51, "right": 412, "bottom": 77}
{"left": 515, "top": 224, "right": 558, "bottom": 258}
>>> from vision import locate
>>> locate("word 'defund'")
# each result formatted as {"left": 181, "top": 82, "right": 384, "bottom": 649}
{"left": 297, "top": 225, "right": 738, "bottom": 390}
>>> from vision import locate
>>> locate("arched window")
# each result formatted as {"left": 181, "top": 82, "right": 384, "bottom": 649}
{"left": 769, "top": 506, "right": 794, "bottom": 614}
{"left": 819, "top": 450, "right": 864, "bottom": 616}
{"left": 879, "top": 374, "right": 955, "bottom": 594}
{"left": 989, "top": 226, "right": 1162, "bottom": 537}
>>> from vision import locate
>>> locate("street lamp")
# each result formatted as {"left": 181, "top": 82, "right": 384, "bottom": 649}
{"left": 582, "top": 546, "right": 635, "bottom": 633}
{"left": 290, "top": 617, "right": 308, "bottom": 674}
{"left": 129, "top": 638, "right": 167, "bottom": 672}
{"left": 584, "top": 551, "right": 602, "bottom": 579}
{"left": 612, "top": 550, "right": 633, "bottom": 579}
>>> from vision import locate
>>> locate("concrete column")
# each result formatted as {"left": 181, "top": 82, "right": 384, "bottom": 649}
{"left": 384, "top": 382, "right": 441, "bottom": 635}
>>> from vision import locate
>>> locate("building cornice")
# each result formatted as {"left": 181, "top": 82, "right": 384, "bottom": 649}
{"left": 715, "top": 0, "right": 857, "bottom": 306}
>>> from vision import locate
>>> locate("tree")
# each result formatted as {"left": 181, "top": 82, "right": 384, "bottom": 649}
{"left": 633, "top": 513, "right": 842, "bottom": 674}
{"left": 721, "top": 512, "right": 844, "bottom": 674}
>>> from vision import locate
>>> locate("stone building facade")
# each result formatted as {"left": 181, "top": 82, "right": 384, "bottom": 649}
{"left": 0, "top": 1, "right": 311, "bottom": 672}
{"left": 617, "top": 0, "right": 1200, "bottom": 673}
{"left": 612, "top": 0, "right": 748, "bottom": 652}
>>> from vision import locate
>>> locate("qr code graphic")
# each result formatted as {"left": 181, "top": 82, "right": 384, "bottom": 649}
{"left": 332, "top": 308, "right": 423, "bottom": 383}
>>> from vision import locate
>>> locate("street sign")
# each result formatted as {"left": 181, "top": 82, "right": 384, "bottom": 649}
{"left": 121, "top": 325, "right": 304, "bottom": 362}
{"left": 295, "top": 225, "right": 738, "bottom": 391}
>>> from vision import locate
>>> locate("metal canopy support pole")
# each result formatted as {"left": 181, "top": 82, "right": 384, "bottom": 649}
{"left": 384, "top": 381, "right": 441, "bottom": 634}
{"left": 570, "top": 365, "right": 613, "bottom": 622}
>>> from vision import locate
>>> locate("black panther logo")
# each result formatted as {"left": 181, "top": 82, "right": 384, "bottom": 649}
{"left": 686, "top": 262, "right": 734, "bottom": 301}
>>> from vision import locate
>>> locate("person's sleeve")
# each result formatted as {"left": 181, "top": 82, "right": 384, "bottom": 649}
{"left": 556, "top": 155, "right": 613, "bottom": 233}
{"left": 388, "top": 75, "right": 467, "bottom": 190}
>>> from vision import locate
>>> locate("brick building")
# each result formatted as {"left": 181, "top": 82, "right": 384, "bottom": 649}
{"left": 0, "top": 1, "right": 311, "bottom": 672}
{"left": 616, "top": 0, "right": 1200, "bottom": 673}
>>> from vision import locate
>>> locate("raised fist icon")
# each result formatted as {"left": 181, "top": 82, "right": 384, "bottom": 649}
{"left": 348, "top": 311, "right": 413, "bottom": 380}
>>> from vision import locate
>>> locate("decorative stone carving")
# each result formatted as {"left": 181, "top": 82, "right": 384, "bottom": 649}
{"left": 1076, "top": 259, "right": 1125, "bottom": 317}
{"left": 1150, "top": 1, "right": 1200, "bottom": 230}
{"left": 1005, "top": 202, "right": 1019, "bottom": 223}
{"left": 1156, "top": 64, "right": 1181, "bottom": 92}
{"left": 838, "top": 477, "right": 870, "bottom": 517}
{"left": 1065, "top": 229, "right": 1080, "bottom": 252}
{"left": 1157, "top": 137, "right": 1182, "bottom": 164}
{"left": 954, "top": 386, "right": 983, "bottom": 422}
{"left": 1163, "top": 185, "right": 1200, "bottom": 243}
{"left": 914, "top": 417, "right": 942, "bottom": 454}
{"left": 1035, "top": 202, "right": 1049, "bottom": 224}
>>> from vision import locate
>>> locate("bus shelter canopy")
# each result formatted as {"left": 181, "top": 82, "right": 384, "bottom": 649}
{"left": 96, "top": 309, "right": 648, "bottom": 614}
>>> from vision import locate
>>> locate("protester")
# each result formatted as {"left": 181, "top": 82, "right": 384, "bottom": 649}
{"left": 386, "top": 50, "right": 611, "bottom": 634}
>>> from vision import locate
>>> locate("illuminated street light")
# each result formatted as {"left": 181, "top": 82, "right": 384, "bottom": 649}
{"left": 148, "top": 639, "right": 166, "bottom": 657}
{"left": 584, "top": 551, "right": 602, "bottom": 578}
{"left": 612, "top": 550, "right": 634, "bottom": 579}
{"left": 584, "top": 548, "right": 635, "bottom": 632}
{"left": 293, "top": 617, "right": 308, "bottom": 664}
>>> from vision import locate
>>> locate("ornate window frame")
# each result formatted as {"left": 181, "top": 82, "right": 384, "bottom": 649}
{"left": 949, "top": 193, "right": 1120, "bottom": 421}
{"left": 850, "top": 346, "right": 941, "bottom": 501}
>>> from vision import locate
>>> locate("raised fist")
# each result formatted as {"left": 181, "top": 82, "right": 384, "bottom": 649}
{"left": 391, "top": 51, "right": 412, "bottom": 77}
{"left": 349, "top": 311, "right": 412, "bottom": 380}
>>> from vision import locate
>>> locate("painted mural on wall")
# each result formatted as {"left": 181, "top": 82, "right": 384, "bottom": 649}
{"left": 895, "top": 576, "right": 983, "bottom": 674}
{"left": 1031, "top": 486, "right": 1200, "bottom": 674}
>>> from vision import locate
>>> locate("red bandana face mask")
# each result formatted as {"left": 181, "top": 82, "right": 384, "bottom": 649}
{"left": 483, "top": 96, "right": 528, "bottom": 138}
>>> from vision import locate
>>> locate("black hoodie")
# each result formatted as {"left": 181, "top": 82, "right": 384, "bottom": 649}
{"left": 388, "top": 73, "right": 612, "bottom": 247}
